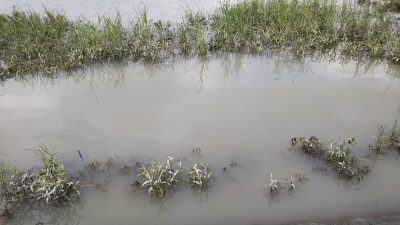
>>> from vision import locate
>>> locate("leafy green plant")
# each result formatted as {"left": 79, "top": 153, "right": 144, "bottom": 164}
{"left": 188, "top": 163, "right": 212, "bottom": 191}
{"left": 266, "top": 173, "right": 306, "bottom": 195}
{"left": 291, "top": 136, "right": 369, "bottom": 180}
{"left": 326, "top": 138, "right": 357, "bottom": 165}
{"left": 286, "top": 173, "right": 307, "bottom": 192}
{"left": 30, "top": 144, "right": 80, "bottom": 205}
{"left": 291, "top": 136, "right": 326, "bottom": 157}
{"left": 370, "top": 109, "right": 400, "bottom": 154}
{"left": 136, "top": 157, "right": 180, "bottom": 199}
{"left": 265, "top": 173, "right": 283, "bottom": 194}
{"left": 0, "top": 144, "right": 80, "bottom": 221}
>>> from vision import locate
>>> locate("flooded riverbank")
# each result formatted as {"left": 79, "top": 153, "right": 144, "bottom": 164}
{"left": 1, "top": 0, "right": 400, "bottom": 78}
{"left": 0, "top": 57, "right": 399, "bottom": 224}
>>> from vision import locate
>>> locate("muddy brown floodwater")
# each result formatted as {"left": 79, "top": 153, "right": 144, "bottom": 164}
{"left": 0, "top": 56, "right": 400, "bottom": 225}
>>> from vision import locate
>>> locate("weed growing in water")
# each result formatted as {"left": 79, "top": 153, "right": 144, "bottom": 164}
{"left": 290, "top": 136, "right": 326, "bottom": 157}
{"left": 0, "top": 144, "right": 80, "bottom": 220}
{"left": 326, "top": 138, "right": 357, "bottom": 165}
{"left": 136, "top": 157, "right": 180, "bottom": 199}
{"left": 266, "top": 173, "right": 306, "bottom": 195}
{"left": 191, "top": 147, "right": 202, "bottom": 156}
{"left": 266, "top": 173, "right": 283, "bottom": 194}
{"left": 291, "top": 136, "right": 369, "bottom": 180}
{"left": 370, "top": 109, "right": 400, "bottom": 154}
{"left": 326, "top": 138, "right": 369, "bottom": 179}
{"left": 188, "top": 163, "right": 212, "bottom": 192}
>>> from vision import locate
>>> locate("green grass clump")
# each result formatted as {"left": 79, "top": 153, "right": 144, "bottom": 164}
{"left": 0, "top": 144, "right": 80, "bottom": 220}
{"left": 265, "top": 173, "right": 306, "bottom": 195}
{"left": 290, "top": 136, "right": 326, "bottom": 157}
{"left": 369, "top": 109, "right": 400, "bottom": 154}
{"left": 128, "top": 12, "right": 175, "bottom": 62}
{"left": 326, "top": 138, "right": 357, "bottom": 165}
{"left": 188, "top": 163, "right": 212, "bottom": 191}
{"left": 291, "top": 136, "right": 369, "bottom": 180}
{"left": 178, "top": 13, "right": 209, "bottom": 57}
{"left": 210, "top": 0, "right": 398, "bottom": 58}
{"left": 0, "top": 9, "right": 128, "bottom": 78}
{"left": 136, "top": 157, "right": 180, "bottom": 199}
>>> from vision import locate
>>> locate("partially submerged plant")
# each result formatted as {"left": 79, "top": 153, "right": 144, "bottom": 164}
{"left": 192, "top": 147, "right": 202, "bottom": 156}
{"left": 286, "top": 173, "right": 308, "bottom": 192}
{"left": 136, "top": 157, "right": 180, "bottom": 199}
{"left": 335, "top": 161, "right": 369, "bottom": 180}
{"left": 188, "top": 163, "right": 212, "bottom": 192}
{"left": 291, "top": 136, "right": 326, "bottom": 157}
{"left": 30, "top": 145, "right": 81, "bottom": 205}
{"left": 266, "top": 173, "right": 307, "bottom": 195}
{"left": 265, "top": 173, "right": 283, "bottom": 194}
{"left": 326, "top": 138, "right": 357, "bottom": 165}
{"left": 291, "top": 136, "right": 369, "bottom": 180}
{"left": 370, "top": 109, "right": 400, "bottom": 154}
{"left": 0, "top": 144, "right": 81, "bottom": 220}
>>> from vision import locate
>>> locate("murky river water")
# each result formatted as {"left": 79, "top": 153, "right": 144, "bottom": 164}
{"left": 0, "top": 56, "right": 400, "bottom": 225}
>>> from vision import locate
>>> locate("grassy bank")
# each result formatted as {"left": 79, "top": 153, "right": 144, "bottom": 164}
{"left": 0, "top": 0, "right": 399, "bottom": 78}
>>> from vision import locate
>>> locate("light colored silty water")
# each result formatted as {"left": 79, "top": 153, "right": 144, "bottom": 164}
{"left": 0, "top": 56, "right": 400, "bottom": 224}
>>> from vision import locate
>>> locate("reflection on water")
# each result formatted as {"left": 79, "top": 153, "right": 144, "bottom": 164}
{"left": 9, "top": 203, "right": 82, "bottom": 225}
{"left": 5, "top": 55, "right": 399, "bottom": 94}
{"left": 0, "top": 56, "right": 400, "bottom": 225}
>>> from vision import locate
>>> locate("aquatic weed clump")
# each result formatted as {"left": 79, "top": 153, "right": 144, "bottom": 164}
{"left": 326, "top": 138, "right": 369, "bottom": 179}
{"left": 136, "top": 157, "right": 181, "bottom": 199}
{"left": 291, "top": 136, "right": 369, "bottom": 180}
{"left": 0, "top": 144, "right": 80, "bottom": 220}
{"left": 326, "top": 138, "right": 357, "bottom": 165}
{"left": 369, "top": 109, "right": 400, "bottom": 154}
{"left": 265, "top": 173, "right": 307, "bottom": 195}
{"left": 30, "top": 145, "right": 81, "bottom": 205}
{"left": 290, "top": 136, "right": 326, "bottom": 157}
{"left": 188, "top": 163, "right": 212, "bottom": 192}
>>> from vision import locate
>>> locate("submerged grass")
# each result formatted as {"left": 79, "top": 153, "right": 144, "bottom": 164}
{"left": 1, "top": 0, "right": 400, "bottom": 78}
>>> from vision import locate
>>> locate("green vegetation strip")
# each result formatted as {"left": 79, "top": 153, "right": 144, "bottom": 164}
{"left": 0, "top": 144, "right": 80, "bottom": 220}
{"left": 0, "top": 0, "right": 400, "bottom": 78}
